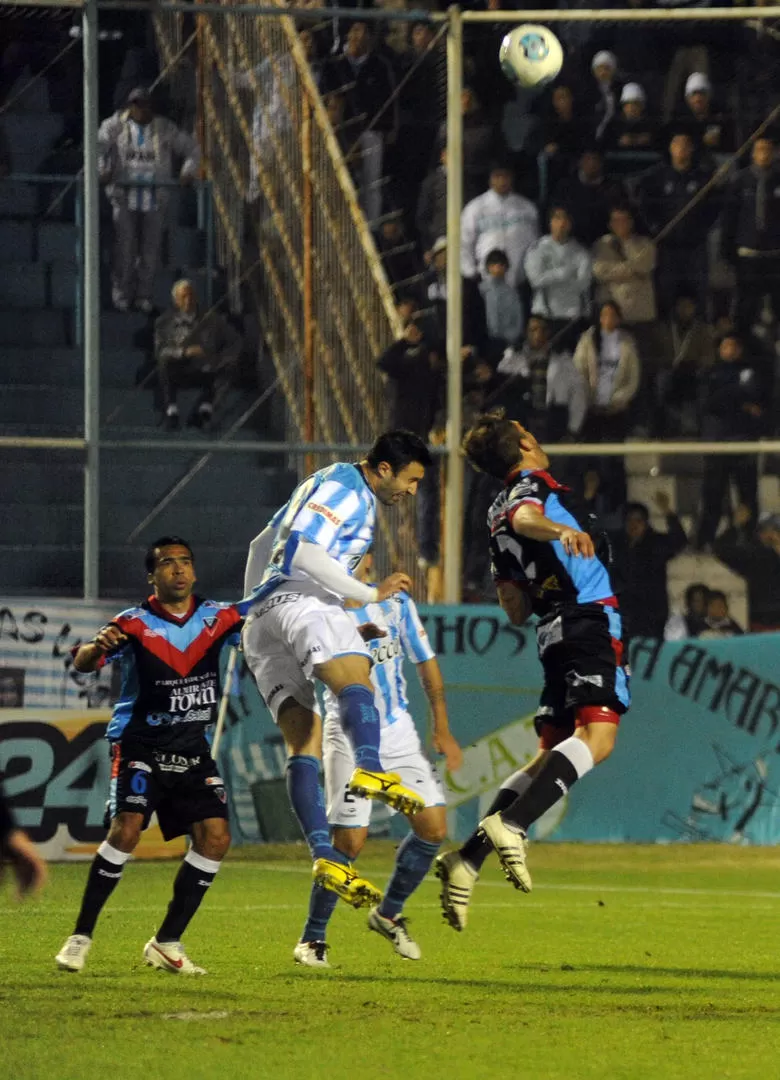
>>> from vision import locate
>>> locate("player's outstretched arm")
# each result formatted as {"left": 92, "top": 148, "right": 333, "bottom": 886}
{"left": 72, "top": 624, "right": 128, "bottom": 673}
{"left": 417, "top": 657, "right": 463, "bottom": 772}
{"left": 511, "top": 504, "right": 594, "bottom": 558}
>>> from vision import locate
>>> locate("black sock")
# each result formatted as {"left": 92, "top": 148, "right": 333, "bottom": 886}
{"left": 461, "top": 788, "right": 518, "bottom": 870}
{"left": 156, "top": 852, "right": 221, "bottom": 943}
{"left": 73, "top": 842, "right": 129, "bottom": 937}
{"left": 501, "top": 751, "right": 579, "bottom": 831}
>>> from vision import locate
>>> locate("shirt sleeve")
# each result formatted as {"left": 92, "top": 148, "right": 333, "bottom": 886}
{"left": 287, "top": 479, "right": 362, "bottom": 553}
{"left": 505, "top": 474, "right": 549, "bottom": 518}
{"left": 399, "top": 594, "right": 435, "bottom": 664}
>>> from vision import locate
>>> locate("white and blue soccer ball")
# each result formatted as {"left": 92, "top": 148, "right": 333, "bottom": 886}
{"left": 499, "top": 24, "right": 564, "bottom": 90}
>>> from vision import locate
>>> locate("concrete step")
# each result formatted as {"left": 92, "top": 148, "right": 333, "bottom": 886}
{"left": 0, "top": 181, "right": 37, "bottom": 218}
{"left": 0, "top": 264, "right": 46, "bottom": 308}
{"left": 0, "top": 220, "right": 34, "bottom": 262}
{"left": 4, "top": 113, "right": 64, "bottom": 173}
{"left": 0, "top": 309, "right": 67, "bottom": 347}
{"left": 39, "top": 221, "right": 78, "bottom": 262}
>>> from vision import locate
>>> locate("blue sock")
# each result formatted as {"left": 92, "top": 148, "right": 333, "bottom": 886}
{"left": 301, "top": 848, "right": 348, "bottom": 943}
{"left": 338, "top": 684, "right": 383, "bottom": 771}
{"left": 285, "top": 755, "right": 334, "bottom": 861}
{"left": 379, "top": 833, "right": 441, "bottom": 920}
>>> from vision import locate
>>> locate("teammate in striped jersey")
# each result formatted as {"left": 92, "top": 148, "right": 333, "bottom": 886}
{"left": 241, "top": 431, "right": 434, "bottom": 909}
{"left": 294, "top": 554, "right": 462, "bottom": 967}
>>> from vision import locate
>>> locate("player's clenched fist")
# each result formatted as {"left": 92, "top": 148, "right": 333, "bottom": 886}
{"left": 376, "top": 572, "right": 413, "bottom": 600}
{"left": 93, "top": 624, "right": 128, "bottom": 654}
{"left": 558, "top": 527, "right": 594, "bottom": 558}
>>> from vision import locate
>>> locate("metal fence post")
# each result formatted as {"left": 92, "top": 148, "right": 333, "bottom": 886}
{"left": 83, "top": 0, "right": 100, "bottom": 600}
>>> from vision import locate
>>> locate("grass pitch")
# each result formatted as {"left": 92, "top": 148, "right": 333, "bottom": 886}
{"left": 3, "top": 843, "right": 780, "bottom": 1080}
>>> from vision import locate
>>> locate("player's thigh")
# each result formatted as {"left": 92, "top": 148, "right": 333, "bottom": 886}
{"left": 388, "top": 749, "right": 447, "bottom": 821}
{"left": 156, "top": 754, "right": 230, "bottom": 844}
{"left": 324, "top": 730, "right": 371, "bottom": 829}
{"left": 558, "top": 605, "right": 630, "bottom": 718}
{"left": 311, "top": 607, "right": 373, "bottom": 694}
{"left": 108, "top": 742, "right": 160, "bottom": 840}
{"left": 242, "top": 610, "right": 318, "bottom": 724}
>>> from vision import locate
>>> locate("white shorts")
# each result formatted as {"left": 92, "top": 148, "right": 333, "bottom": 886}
{"left": 242, "top": 591, "right": 371, "bottom": 721}
{"left": 324, "top": 724, "right": 446, "bottom": 828}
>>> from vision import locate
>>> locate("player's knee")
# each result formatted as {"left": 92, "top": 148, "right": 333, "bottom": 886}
{"left": 194, "top": 821, "right": 231, "bottom": 861}
{"left": 412, "top": 811, "right": 447, "bottom": 845}
{"left": 333, "top": 830, "right": 365, "bottom": 861}
{"left": 107, "top": 814, "right": 142, "bottom": 853}
{"left": 574, "top": 706, "right": 620, "bottom": 765}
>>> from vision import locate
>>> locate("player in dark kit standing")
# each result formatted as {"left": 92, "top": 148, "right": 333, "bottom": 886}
{"left": 436, "top": 411, "right": 630, "bottom": 929}
{"left": 55, "top": 537, "right": 241, "bottom": 975}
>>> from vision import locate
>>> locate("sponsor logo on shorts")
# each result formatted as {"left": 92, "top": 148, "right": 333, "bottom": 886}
{"left": 153, "top": 752, "right": 201, "bottom": 774}
{"left": 306, "top": 501, "right": 342, "bottom": 527}
{"left": 125, "top": 794, "right": 148, "bottom": 806}
{"left": 257, "top": 593, "right": 302, "bottom": 617}
{"left": 205, "top": 776, "right": 225, "bottom": 786}
{"left": 214, "top": 787, "right": 227, "bottom": 804}
{"left": 128, "top": 761, "right": 152, "bottom": 773}
{"left": 266, "top": 684, "right": 285, "bottom": 703}
{"left": 568, "top": 672, "right": 604, "bottom": 689}
{"left": 303, "top": 644, "right": 323, "bottom": 664}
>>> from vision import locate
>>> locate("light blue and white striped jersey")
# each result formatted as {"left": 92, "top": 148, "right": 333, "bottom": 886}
{"left": 323, "top": 592, "right": 435, "bottom": 748}
{"left": 250, "top": 462, "right": 377, "bottom": 603}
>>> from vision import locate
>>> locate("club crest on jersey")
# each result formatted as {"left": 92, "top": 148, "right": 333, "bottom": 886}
{"left": 203, "top": 615, "right": 218, "bottom": 632}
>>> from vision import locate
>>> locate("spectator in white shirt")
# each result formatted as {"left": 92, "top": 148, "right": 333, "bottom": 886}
{"left": 524, "top": 205, "right": 592, "bottom": 345}
{"left": 460, "top": 163, "right": 540, "bottom": 289}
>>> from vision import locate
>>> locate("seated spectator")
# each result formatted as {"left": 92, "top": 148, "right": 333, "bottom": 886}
{"left": 375, "top": 215, "right": 422, "bottom": 293}
{"left": 592, "top": 206, "right": 657, "bottom": 326}
{"left": 696, "top": 332, "right": 763, "bottom": 549}
{"left": 672, "top": 73, "right": 734, "bottom": 159}
{"left": 573, "top": 301, "right": 641, "bottom": 509}
{"left": 320, "top": 21, "right": 397, "bottom": 225}
{"left": 377, "top": 318, "right": 443, "bottom": 568}
{"left": 698, "top": 590, "right": 744, "bottom": 638}
{"left": 658, "top": 289, "right": 716, "bottom": 436}
{"left": 610, "top": 493, "right": 688, "bottom": 641}
{"left": 664, "top": 582, "right": 710, "bottom": 641}
{"left": 154, "top": 280, "right": 242, "bottom": 431}
{"left": 722, "top": 136, "right": 780, "bottom": 336}
{"left": 540, "top": 84, "right": 585, "bottom": 189}
{"left": 480, "top": 249, "right": 525, "bottom": 359}
{"left": 714, "top": 508, "right": 780, "bottom": 633}
{"left": 553, "top": 148, "right": 626, "bottom": 246}
{"left": 494, "top": 315, "right": 587, "bottom": 443}
{"left": 601, "top": 83, "right": 659, "bottom": 154}
{"left": 98, "top": 87, "right": 200, "bottom": 314}
{"left": 635, "top": 130, "right": 720, "bottom": 316}
{"left": 415, "top": 145, "right": 448, "bottom": 253}
{"left": 581, "top": 51, "right": 624, "bottom": 143}
{"left": 461, "top": 163, "right": 540, "bottom": 290}
{"left": 524, "top": 206, "right": 592, "bottom": 344}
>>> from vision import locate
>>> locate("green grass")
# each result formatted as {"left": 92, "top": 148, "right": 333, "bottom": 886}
{"left": 4, "top": 843, "right": 780, "bottom": 1080}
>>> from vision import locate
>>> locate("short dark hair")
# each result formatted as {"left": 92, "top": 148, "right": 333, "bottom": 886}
{"left": 462, "top": 409, "right": 522, "bottom": 479}
{"left": 485, "top": 248, "right": 509, "bottom": 268}
{"left": 145, "top": 536, "right": 194, "bottom": 574}
{"left": 624, "top": 502, "right": 649, "bottom": 522}
{"left": 708, "top": 589, "right": 728, "bottom": 605}
{"left": 366, "top": 430, "right": 433, "bottom": 472}
{"left": 685, "top": 582, "right": 710, "bottom": 607}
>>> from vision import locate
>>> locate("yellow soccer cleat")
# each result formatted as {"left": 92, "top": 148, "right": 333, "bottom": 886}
{"left": 312, "top": 858, "right": 383, "bottom": 909}
{"left": 347, "top": 767, "right": 425, "bottom": 816}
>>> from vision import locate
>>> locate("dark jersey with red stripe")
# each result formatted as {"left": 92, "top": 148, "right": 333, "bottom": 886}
{"left": 488, "top": 469, "right": 616, "bottom": 617}
{"left": 99, "top": 596, "right": 242, "bottom": 750}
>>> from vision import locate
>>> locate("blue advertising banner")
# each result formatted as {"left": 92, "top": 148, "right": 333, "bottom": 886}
{"left": 218, "top": 607, "right": 780, "bottom": 846}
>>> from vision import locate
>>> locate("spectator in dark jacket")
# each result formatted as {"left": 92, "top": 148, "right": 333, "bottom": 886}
{"left": 415, "top": 145, "right": 448, "bottom": 252}
{"left": 698, "top": 590, "right": 744, "bottom": 638}
{"left": 636, "top": 131, "right": 721, "bottom": 315}
{"left": 539, "top": 84, "right": 585, "bottom": 190}
{"left": 672, "top": 72, "right": 734, "bottom": 160}
{"left": 553, "top": 148, "right": 626, "bottom": 246}
{"left": 714, "top": 507, "right": 780, "bottom": 632}
{"left": 722, "top": 136, "right": 780, "bottom": 334}
{"left": 600, "top": 82, "right": 659, "bottom": 155}
{"left": 611, "top": 491, "right": 688, "bottom": 639}
{"left": 696, "top": 333, "right": 763, "bottom": 548}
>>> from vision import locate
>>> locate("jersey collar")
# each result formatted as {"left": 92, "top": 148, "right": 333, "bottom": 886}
{"left": 505, "top": 465, "right": 570, "bottom": 492}
{"left": 144, "top": 594, "right": 199, "bottom": 624}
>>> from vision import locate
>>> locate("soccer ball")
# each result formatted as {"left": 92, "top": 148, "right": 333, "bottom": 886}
{"left": 499, "top": 24, "right": 564, "bottom": 90}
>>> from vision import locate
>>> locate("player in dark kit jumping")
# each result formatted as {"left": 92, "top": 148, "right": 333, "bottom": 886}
{"left": 436, "top": 411, "right": 630, "bottom": 930}
{"left": 55, "top": 537, "right": 241, "bottom": 975}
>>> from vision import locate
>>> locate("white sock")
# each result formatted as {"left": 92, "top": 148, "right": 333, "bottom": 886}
{"left": 97, "top": 840, "right": 131, "bottom": 866}
{"left": 184, "top": 848, "right": 222, "bottom": 875}
{"left": 554, "top": 736, "right": 594, "bottom": 780}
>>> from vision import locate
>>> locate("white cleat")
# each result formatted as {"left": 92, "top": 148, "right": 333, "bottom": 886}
{"left": 367, "top": 907, "right": 422, "bottom": 960}
{"left": 478, "top": 813, "right": 532, "bottom": 893}
{"left": 293, "top": 940, "right": 331, "bottom": 968}
{"left": 434, "top": 850, "right": 478, "bottom": 932}
{"left": 55, "top": 934, "right": 92, "bottom": 972}
{"left": 143, "top": 937, "right": 207, "bottom": 975}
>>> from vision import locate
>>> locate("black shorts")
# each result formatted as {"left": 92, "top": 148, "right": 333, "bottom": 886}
{"left": 109, "top": 738, "right": 229, "bottom": 841}
{"left": 533, "top": 602, "right": 630, "bottom": 746}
